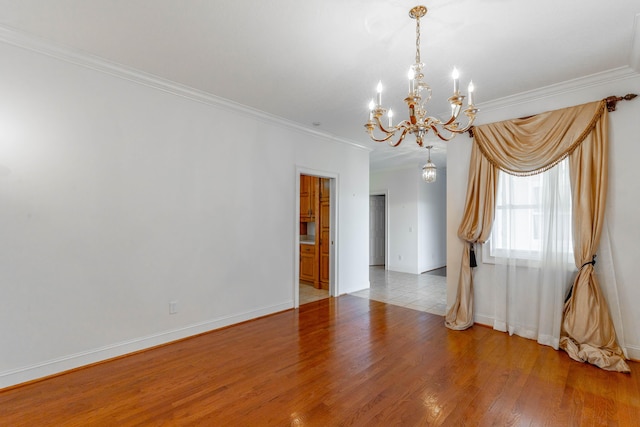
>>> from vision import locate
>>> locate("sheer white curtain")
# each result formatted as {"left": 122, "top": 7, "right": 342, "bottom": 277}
{"left": 491, "top": 159, "right": 574, "bottom": 349}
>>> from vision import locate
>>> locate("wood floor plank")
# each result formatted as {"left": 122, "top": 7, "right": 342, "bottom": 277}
{"left": 1, "top": 295, "right": 639, "bottom": 426}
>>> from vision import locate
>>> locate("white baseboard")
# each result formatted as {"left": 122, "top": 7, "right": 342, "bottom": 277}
{"left": 339, "top": 280, "right": 371, "bottom": 295}
{"left": 386, "top": 264, "right": 419, "bottom": 274}
{"left": 0, "top": 301, "right": 292, "bottom": 389}
{"left": 4, "top": 302, "right": 636, "bottom": 390}
{"left": 474, "top": 312, "right": 494, "bottom": 328}
{"left": 625, "top": 345, "right": 640, "bottom": 362}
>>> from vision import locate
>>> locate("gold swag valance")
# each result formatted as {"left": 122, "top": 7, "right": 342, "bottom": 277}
{"left": 473, "top": 101, "right": 605, "bottom": 175}
{"left": 446, "top": 99, "right": 630, "bottom": 372}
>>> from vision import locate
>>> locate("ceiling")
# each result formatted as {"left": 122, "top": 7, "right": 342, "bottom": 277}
{"left": 0, "top": 0, "right": 639, "bottom": 172}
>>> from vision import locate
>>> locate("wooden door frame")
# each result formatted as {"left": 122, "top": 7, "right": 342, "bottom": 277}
{"left": 294, "top": 167, "right": 339, "bottom": 308}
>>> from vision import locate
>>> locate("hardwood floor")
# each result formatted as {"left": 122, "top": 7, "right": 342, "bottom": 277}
{"left": 1, "top": 296, "right": 639, "bottom": 425}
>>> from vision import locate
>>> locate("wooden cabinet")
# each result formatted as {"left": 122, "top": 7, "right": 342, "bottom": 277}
{"left": 319, "top": 178, "right": 330, "bottom": 290}
{"left": 300, "top": 244, "right": 317, "bottom": 284}
{"left": 299, "top": 174, "right": 329, "bottom": 290}
{"left": 300, "top": 175, "right": 318, "bottom": 222}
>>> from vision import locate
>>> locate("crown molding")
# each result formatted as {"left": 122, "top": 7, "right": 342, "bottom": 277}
{"left": 0, "top": 24, "right": 370, "bottom": 152}
{"left": 475, "top": 66, "right": 640, "bottom": 115}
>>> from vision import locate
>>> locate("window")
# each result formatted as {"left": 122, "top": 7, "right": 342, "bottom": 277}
{"left": 484, "top": 159, "right": 573, "bottom": 263}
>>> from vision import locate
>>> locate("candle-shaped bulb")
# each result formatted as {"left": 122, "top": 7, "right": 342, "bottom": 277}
{"left": 368, "top": 99, "right": 375, "bottom": 120}
{"left": 452, "top": 67, "right": 460, "bottom": 94}
{"left": 388, "top": 109, "right": 393, "bottom": 127}
{"left": 376, "top": 81, "right": 383, "bottom": 106}
{"left": 468, "top": 81, "right": 475, "bottom": 105}
{"left": 408, "top": 68, "right": 416, "bottom": 93}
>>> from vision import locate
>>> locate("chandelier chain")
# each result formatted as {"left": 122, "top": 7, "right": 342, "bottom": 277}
{"left": 415, "top": 16, "right": 421, "bottom": 65}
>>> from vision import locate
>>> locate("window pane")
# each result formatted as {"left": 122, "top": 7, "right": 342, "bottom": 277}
{"left": 489, "top": 160, "right": 572, "bottom": 262}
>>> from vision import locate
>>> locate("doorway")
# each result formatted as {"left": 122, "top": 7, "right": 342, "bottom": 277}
{"left": 295, "top": 170, "right": 337, "bottom": 307}
{"left": 369, "top": 194, "right": 386, "bottom": 266}
{"left": 359, "top": 187, "right": 447, "bottom": 315}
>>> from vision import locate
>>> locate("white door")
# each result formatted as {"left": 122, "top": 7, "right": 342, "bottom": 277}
{"left": 369, "top": 195, "right": 385, "bottom": 266}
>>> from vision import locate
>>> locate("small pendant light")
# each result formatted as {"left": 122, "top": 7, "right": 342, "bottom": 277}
{"left": 422, "top": 145, "right": 436, "bottom": 183}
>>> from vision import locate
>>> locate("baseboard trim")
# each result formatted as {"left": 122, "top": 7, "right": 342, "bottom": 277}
{"left": 386, "top": 265, "right": 420, "bottom": 274}
{"left": 625, "top": 345, "right": 640, "bottom": 362}
{"left": 0, "top": 301, "right": 292, "bottom": 390}
{"left": 474, "top": 313, "right": 494, "bottom": 328}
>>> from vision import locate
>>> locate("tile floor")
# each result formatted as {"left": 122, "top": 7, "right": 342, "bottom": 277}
{"left": 299, "top": 282, "right": 329, "bottom": 304}
{"left": 299, "top": 266, "right": 447, "bottom": 317}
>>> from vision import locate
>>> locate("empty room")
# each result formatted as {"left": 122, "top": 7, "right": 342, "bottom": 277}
{"left": 1, "top": 1, "right": 640, "bottom": 424}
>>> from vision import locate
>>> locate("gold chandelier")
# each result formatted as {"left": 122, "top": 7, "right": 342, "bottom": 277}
{"left": 364, "top": 5, "right": 478, "bottom": 147}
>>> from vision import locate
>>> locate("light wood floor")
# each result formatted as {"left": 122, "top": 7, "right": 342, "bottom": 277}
{"left": 1, "top": 296, "right": 639, "bottom": 425}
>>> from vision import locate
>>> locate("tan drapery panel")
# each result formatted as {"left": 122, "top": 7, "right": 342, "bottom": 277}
{"left": 445, "top": 144, "right": 497, "bottom": 330}
{"left": 445, "top": 100, "right": 629, "bottom": 372}
{"left": 560, "top": 116, "right": 629, "bottom": 371}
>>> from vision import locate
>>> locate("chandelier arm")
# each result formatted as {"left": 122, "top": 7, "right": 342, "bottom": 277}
{"left": 462, "top": 109, "right": 479, "bottom": 129}
{"left": 365, "top": 111, "right": 396, "bottom": 142}
{"left": 422, "top": 115, "right": 443, "bottom": 128}
{"left": 394, "top": 119, "right": 413, "bottom": 130}
{"left": 442, "top": 111, "right": 477, "bottom": 134}
{"left": 373, "top": 115, "right": 397, "bottom": 135}
{"left": 366, "top": 127, "right": 397, "bottom": 143}
{"left": 442, "top": 116, "right": 456, "bottom": 127}
{"left": 442, "top": 102, "right": 463, "bottom": 126}
{"left": 388, "top": 126, "right": 411, "bottom": 147}
{"left": 430, "top": 125, "right": 459, "bottom": 142}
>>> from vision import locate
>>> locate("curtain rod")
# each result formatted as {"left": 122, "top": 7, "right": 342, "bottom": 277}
{"left": 467, "top": 93, "right": 638, "bottom": 138}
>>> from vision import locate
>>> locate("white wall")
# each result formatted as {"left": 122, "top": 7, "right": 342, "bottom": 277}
{"left": 0, "top": 35, "right": 370, "bottom": 388}
{"left": 446, "top": 69, "right": 640, "bottom": 359}
{"left": 371, "top": 166, "right": 446, "bottom": 274}
{"left": 418, "top": 169, "right": 447, "bottom": 273}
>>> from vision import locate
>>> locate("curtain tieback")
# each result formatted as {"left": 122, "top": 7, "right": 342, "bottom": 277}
{"left": 565, "top": 255, "right": 598, "bottom": 303}
{"left": 580, "top": 254, "right": 597, "bottom": 270}
{"left": 469, "top": 243, "right": 477, "bottom": 268}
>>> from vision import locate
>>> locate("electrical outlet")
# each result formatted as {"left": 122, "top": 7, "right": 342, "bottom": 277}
{"left": 169, "top": 301, "right": 178, "bottom": 314}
